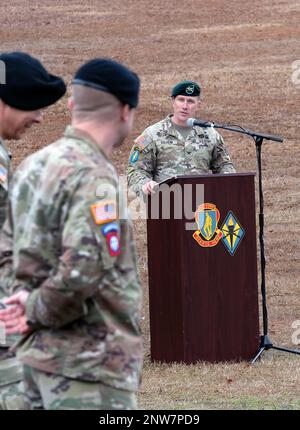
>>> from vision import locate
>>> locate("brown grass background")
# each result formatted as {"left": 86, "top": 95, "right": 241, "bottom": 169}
{"left": 1, "top": 0, "right": 300, "bottom": 409}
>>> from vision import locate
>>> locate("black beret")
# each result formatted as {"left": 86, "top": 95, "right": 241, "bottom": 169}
{"left": 0, "top": 52, "right": 66, "bottom": 111}
{"left": 72, "top": 58, "right": 140, "bottom": 108}
{"left": 171, "top": 80, "right": 201, "bottom": 98}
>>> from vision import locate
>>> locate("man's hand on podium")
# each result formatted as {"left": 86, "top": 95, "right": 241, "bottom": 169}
{"left": 142, "top": 180, "right": 159, "bottom": 195}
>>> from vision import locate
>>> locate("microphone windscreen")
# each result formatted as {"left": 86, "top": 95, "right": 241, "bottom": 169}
{"left": 186, "top": 118, "right": 195, "bottom": 127}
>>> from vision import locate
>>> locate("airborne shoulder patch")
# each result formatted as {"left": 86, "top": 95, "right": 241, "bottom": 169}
{"left": 101, "top": 222, "right": 121, "bottom": 256}
{"left": 90, "top": 200, "right": 117, "bottom": 225}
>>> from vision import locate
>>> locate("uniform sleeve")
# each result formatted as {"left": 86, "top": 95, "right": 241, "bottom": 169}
{"left": 24, "top": 172, "right": 121, "bottom": 329}
{"left": 0, "top": 218, "right": 14, "bottom": 299}
{"left": 127, "top": 132, "right": 156, "bottom": 197}
{"left": 0, "top": 187, "right": 8, "bottom": 230}
{"left": 210, "top": 132, "right": 236, "bottom": 174}
{"left": 0, "top": 155, "right": 10, "bottom": 230}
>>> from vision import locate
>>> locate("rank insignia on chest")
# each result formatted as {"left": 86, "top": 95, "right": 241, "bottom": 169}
{"left": 101, "top": 222, "right": 121, "bottom": 256}
{"left": 90, "top": 200, "right": 117, "bottom": 225}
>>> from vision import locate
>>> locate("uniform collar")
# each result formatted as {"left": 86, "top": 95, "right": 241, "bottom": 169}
{"left": 165, "top": 114, "right": 182, "bottom": 138}
{"left": 0, "top": 137, "right": 12, "bottom": 160}
{"left": 164, "top": 114, "right": 204, "bottom": 139}
{"left": 63, "top": 125, "right": 111, "bottom": 162}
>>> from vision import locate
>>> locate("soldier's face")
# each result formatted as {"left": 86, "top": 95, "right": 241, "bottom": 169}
{"left": 116, "top": 106, "right": 136, "bottom": 147}
{"left": 172, "top": 95, "right": 199, "bottom": 126}
{"left": 0, "top": 104, "right": 43, "bottom": 140}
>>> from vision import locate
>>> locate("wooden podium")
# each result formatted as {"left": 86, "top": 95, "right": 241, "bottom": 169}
{"left": 147, "top": 173, "right": 260, "bottom": 363}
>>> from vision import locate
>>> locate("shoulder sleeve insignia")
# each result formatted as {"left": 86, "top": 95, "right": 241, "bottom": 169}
{"left": 129, "top": 149, "right": 141, "bottom": 164}
{"left": 90, "top": 200, "right": 117, "bottom": 225}
{"left": 0, "top": 164, "right": 8, "bottom": 189}
{"left": 101, "top": 222, "right": 121, "bottom": 256}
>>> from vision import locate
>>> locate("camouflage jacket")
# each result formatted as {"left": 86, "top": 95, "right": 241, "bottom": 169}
{"left": 0, "top": 219, "right": 13, "bottom": 301}
{"left": 0, "top": 139, "right": 11, "bottom": 230}
{"left": 127, "top": 115, "right": 235, "bottom": 196}
{"left": 6, "top": 126, "right": 143, "bottom": 391}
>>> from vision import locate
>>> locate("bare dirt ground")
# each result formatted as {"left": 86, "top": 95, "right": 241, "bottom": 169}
{"left": 1, "top": 0, "right": 300, "bottom": 409}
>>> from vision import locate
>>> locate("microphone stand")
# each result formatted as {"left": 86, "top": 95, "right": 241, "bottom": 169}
{"left": 201, "top": 121, "right": 300, "bottom": 362}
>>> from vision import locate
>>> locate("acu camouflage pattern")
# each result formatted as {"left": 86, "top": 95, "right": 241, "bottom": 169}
{"left": 5, "top": 125, "right": 143, "bottom": 392}
{"left": 0, "top": 139, "right": 12, "bottom": 230}
{"left": 18, "top": 365, "right": 137, "bottom": 410}
{"left": 0, "top": 349, "right": 24, "bottom": 407}
{"left": 0, "top": 219, "right": 23, "bottom": 396}
{"left": 127, "top": 115, "right": 235, "bottom": 196}
{"left": 0, "top": 217, "right": 14, "bottom": 302}
{"left": 0, "top": 380, "right": 26, "bottom": 410}
{"left": 0, "top": 349, "right": 23, "bottom": 388}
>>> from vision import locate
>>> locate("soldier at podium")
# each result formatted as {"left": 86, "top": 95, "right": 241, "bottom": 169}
{"left": 127, "top": 80, "right": 235, "bottom": 197}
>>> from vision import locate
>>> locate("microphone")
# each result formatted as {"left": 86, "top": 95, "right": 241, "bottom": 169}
{"left": 187, "top": 118, "right": 214, "bottom": 128}
{"left": 187, "top": 118, "right": 283, "bottom": 143}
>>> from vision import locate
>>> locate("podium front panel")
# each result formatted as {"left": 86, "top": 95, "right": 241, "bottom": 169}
{"left": 147, "top": 173, "right": 260, "bottom": 363}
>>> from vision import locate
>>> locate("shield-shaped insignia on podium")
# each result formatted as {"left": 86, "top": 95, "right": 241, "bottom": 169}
{"left": 193, "top": 203, "right": 222, "bottom": 248}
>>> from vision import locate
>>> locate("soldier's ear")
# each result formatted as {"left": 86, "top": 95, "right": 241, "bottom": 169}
{"left": 67, "top": 96, "right": 74, "bottom": 112}
{"left": 0, "top": 99, "right": 5, "bottom": 113}
{"left": 120, "top": 104, "right": 131, "bottom": 122}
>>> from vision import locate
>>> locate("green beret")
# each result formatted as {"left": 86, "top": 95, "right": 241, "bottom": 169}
{"left": 72, "top": 58, "right": 140, "bottom": 108}
{"left": 171, "top": 80, "right": 201, "bottom": 98}
{"left": 0, "top": 52, "right": 66, "bottom": 111}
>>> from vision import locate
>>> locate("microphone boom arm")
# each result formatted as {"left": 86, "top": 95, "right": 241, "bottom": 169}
{"left": 205, "top": 121, "right": 283, "bottom": 143}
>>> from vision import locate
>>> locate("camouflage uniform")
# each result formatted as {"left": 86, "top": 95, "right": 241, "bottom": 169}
{"left": 0, "top": 142, "right": 24, "bottom": 409}
{"left": 0, "top": 139, "right": 11, "bottom": 229}
{"left": 2, "top": 126, "right": 143, "bottom": 410}
{"left": 0, "top": 322, "right": 24, "bottom": 410}
{"left": 17, "top": 365, "right": 137, "bottom": 410}
{"left": 127, "top": 114, "right": 235, "bottom": 197}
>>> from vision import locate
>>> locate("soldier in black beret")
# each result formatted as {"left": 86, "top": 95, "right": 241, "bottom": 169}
{"left": 0, "top": 51, "right": 66, "bottom": 230}
{"left": 127, "top": 79, "right": 235, "bottom": 197}
{"left": 0, "top": 58, "right": 142, "bottom": 410}
{"left": 0, "top": 52, "right": 65, "bottom": 410}
{"left": 72, "top": 58, "right": 140, "bottom": 108}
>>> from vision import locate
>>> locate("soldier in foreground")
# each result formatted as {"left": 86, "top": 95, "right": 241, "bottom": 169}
{"left": 0, "top": 51, "right": 66, "bottom": 408}
{"left": 127, "top": 80, "right": 235, "bottom": 197}
{"left": 0, "top": 59, "right": 143, "bottom": 409}
{"left": 0, "top": 51, "right": 66, "bottom": 229}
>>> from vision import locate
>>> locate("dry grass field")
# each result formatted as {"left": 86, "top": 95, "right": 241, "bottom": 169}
{"left": 1, "top": 0, "right": 300, "bottom": 409}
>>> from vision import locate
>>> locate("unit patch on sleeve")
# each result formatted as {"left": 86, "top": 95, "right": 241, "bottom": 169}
{"left": 0, "top": 164, "right": 8, "bottom": 189}
{"left": 90, "top": 200, "right": 117, "bottom": 225}
{"left": 129, "top": 149, "right": 140, "bottom": 164}
{"left": 101, "top": 222, "right": 121, "bottom": 256}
